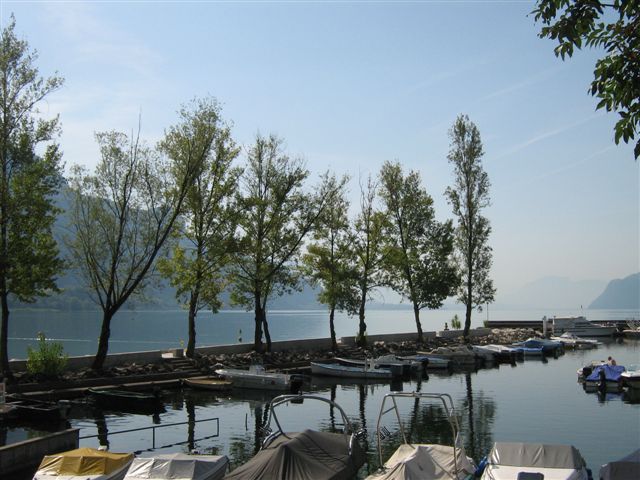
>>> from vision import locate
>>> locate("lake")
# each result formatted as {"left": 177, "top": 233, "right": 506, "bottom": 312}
{"left": 4, "top": 337, "right": 639, "bottom": 479}
{"left": 7, "top": 307, "right": 639, "bottom": 359}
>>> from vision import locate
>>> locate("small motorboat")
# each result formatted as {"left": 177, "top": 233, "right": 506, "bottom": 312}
{"left": 5, "top": 394, "right": 69, "bottom": 421}
{"left": 215, "top": 364, "right": 302, "bottom": 391}
{"left": 310, "top": 361, "right": 394, "bottom": 379}
{"left": 599, "top": 448, "right": 640, "bottom": 480}
{"left": 551, "top": 332, "right": 600, "bottom": 349}
{"left": 88, "top": 388, "right": 165, "bottom": 414}
{"left": 334, "top": 356, "right": 412, "bottom": 376}
{"left": 366, "top": 392, "right": 475, "bottom": 480}
{"left": 417, "top": 345, "right": 477, "bottom": 366}
{"left": 577, "top": 360, "right": 607, "bottom": 379}
{"left": 620, "top": 364, "right": 640, "bottom": 390}
{"left": 124, "top": 452, "right": 229, "bottom": 480}
{"left": 471, "top": 345, "right": 498, "bottom": 363}
{"left": 584, "top": 364, "right": 626, "bottom": 392}
{"left": 512, "top": 338, "right": 563, "bottom": 355}
{"left": 481, "top": 345, "right": 521, "bottom": 362}
{"left": 33, "top": 447, "right": 134, "bottom": 480}
{"left": 183, "top": 377, "right": 233, "bottom": 391}
{"left": 224, "top": 393, "right": 366, "bottom": 479}
{"left": 397, "top": 354, "right": 451, "bottom": 369}
{"left": 479, "top": 442, "right": 590, "bottom": 480}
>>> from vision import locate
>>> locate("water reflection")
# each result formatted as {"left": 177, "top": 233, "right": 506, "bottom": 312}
{"left": 459, "top": 371, "right": 495, "bottom": 461}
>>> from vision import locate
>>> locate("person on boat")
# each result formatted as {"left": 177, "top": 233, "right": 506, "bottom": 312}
{"left": 607, "top": 356, "right": 617, "bottom": 366}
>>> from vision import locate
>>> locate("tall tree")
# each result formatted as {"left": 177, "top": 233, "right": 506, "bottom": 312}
{"left": 158, "top": 98, "right": 241, "bottom": 358}
{"left": 379, "top": 161, "right": 459, "bottom": 343}
{"left": 445, "top": 115, "right": 496, "bottom": 341}
{"left": 351, "top": 176, "right": 389, "bottom": 348}
{"left": 302, "top": 174, "right": 357, "bottom": 351}
{"left": 230, "top": 134, "right": 338, "bottom": 352}
{"left": 67, "top": 118, "right": 203, "bottom": 371}
{"left": 0, "top": 17, "right": 65, "bottom": 378}
{"left": 532, "top": 1, "right": 640, "bottom": 159}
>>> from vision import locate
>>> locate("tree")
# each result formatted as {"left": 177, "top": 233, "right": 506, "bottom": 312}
{"left": 67, "top": 118, "right": 203, "bottom": 371}
{"left": 230, "top": 134, "right": 338, "bottom": 352}
{"left": 379, "top": 161, "right": 459, "bottom": 343}
{"left": 158, "top": 98, "right": 241, "bottom": 358}
{"left": 532, "top": 1, "right": 640, "bottom": 159}
{"left": 302, "top": 174, "right": 357, "bottom": 351}
{"left": 351, "top": 176, "right": 389, "bottom": 347}
{"left": 445, "top": 115, "right": 496, "bottom": 341}
{"left": 0, "top": 17, "right": 65, "bottom": 378}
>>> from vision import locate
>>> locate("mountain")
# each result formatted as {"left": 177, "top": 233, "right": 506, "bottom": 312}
{"left": 589, "top": 273, "right": 640, "bottom": 309}
{"left": 496, "top": 276, "right": 607, "bottom": 309}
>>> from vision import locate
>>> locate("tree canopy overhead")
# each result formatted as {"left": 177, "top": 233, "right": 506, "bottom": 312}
{"left": 532, "top": 0, "right": 640, "bottom": 158}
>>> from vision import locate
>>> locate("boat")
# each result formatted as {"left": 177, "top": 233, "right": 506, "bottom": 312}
{"left": 224, "top": 393, "right": 366, "bottom": 479}
{"left": 512, "top": 337, "right": 563, "bottom": 355}
{"left": 33, "top": 447, "right": 134, "bottom": 480}
{"left": 577, "top": 360, "right": 607, "bottom": 379}
{"left": 366, "top": 392, "right": 476, "bottom": 480}
{"left": 584, "top": 364, "right": 626, "bottom": 392}
{"left": 88, "top": 388, "right": 165, "bottom": 414}
{"left": 481, "top": 345, "right": 521, "bottom": 362}
{"left": 509, "top": 344, "right": 544, "bottom": 357}
{"left": 214, "top": 364, "right": 302, "bottom": 391}
{"left": 599, "top": 449, "right": 640, "bottom": 480}
{"left": 551, "top": 332, "right": 600, "bottom": 349}
{"left": 5, "top": 394, "right": 70, "bottom": 420}
{"left": 397, "top": 354, "right": 451, "bottom": 369}
{"left": 479, "top": 442, "right": 589, "bottom": 480}
{"left": 310, "top": 361, "right": 394, "bottom": 379}
{"left": 621, "top": 364, "right": 640, "bottom": 390}
{"left": 551, "top": 315, "right": 616, "bottom": 337}
{"left": 123, "top": 452, "right": 228, "bottom": 480}
{"left": 472, "top": 345, "right": 498, "bottom": 363}
{"left": 334, "top": 356, "right": 410, "bottom": 376}
{"left": 622, "top": 319, "right": 640, "bottom": 339}
{"left": 183, "top": 376, "right": 233, "bottom": 391}
{"left": 417, "top": 345, "right": 478, "bottom": 366}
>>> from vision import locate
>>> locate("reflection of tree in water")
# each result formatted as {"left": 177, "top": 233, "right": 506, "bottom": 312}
{"left": 227, "top": 400, "right": 270, "bottom": 471}
{"left": 93, "top": 409, "right": 109, "bottom": 449}
{"left": 459, "top": 372, "right": 495, "bottom": 461}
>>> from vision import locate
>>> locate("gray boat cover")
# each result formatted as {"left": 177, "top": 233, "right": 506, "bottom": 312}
{"left": 488, "top": 443, "right": 586, "bottom": 469}
{"left": 598, "top": 449, "right": 640, "bottom": 480}
{"left": 124, "top": 453, "right": 229, "bottom": 480}
{"left": 223, "top": 429, "right": 366, "bottom": 480}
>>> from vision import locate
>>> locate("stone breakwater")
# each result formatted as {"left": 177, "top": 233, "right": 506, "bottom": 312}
{"left": 10, "top": 327, "right": 538, "bottom": 386}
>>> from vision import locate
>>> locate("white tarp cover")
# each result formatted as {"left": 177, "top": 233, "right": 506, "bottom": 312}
{"left": 124, "top": 453, "right": 229, "bottom": 480}
{"left": 599, "top": 449, "right": 640, "bottom": 480}
{"left": 488, "top": 443, "right": 586, "bottom": 469}
{"left": 366, "top": 444, "right": 476, "bottom": 480}
{"left": 223, "top": 429, "right": 366, "bottom": 480}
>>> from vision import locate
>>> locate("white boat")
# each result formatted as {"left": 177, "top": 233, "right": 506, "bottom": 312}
{"left": 183, "top": 377, "right": 233, "bottom": 391}
{"left": 214, "top": 365, "right": 301, "bottom": 391}
{"left": 417, "top": 345, "right": 477, "bottom": 366}
{"left": 397, "top": 354, "right": 451, "bottom": 369}
{"left": 482, "top": 344, "right": 521, "bottom": 362}
{"left": 622, "top": 319, "right": 640, "bottom": 339}
{"left": 310, "top": 361, "right": 394, "bottom": 379}
{"left": 334, "top": 356, "right": 406, "bottom": 377}
{"left": 472, "top": 345, "right": 498, "bottom": 363}
{"left": 480, "top": 442, "right": 590, "bottom": 480}
{"left": 123, "top": 453, "right": 228, "bottom": 480}
{"left": 621, "top": 364, "right": 640, "bottom": 390}
{"left": 224, "top": 394, "right": 366, "bottom": 479}
{"left": 366, "top": 392, "right": 476, "bottom": 480}
{"left": 599, "top": 448, "right": 640, "bottom": 480}
{"left": 33, "top": 447, "right": 134, "bottom": 480}
{"left": 551, "top": 332, "right": 600, "bottom": 349}
{"left": 551, "top": 316, "right": 616, "bottom": 337}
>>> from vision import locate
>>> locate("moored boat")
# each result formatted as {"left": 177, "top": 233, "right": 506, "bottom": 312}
{"left": 512, "top": 337, "right": 563, "bottom": 355}
{"left": 310, "top": 361, "right": 394, "bottom": 379}
{"left": 620, "top": 364, "right": 640, "bottom": 390}
{"left": 482, "top": 344, "right": 521, "bottom": 362}
{"left": 479, "top": 442, "right": 589, "bottom": 480}
{"left": 599, "top": 448, "right": 640, "bottom": 480}
{"left": 584, "top": 364, "right": 626, "bottom": 392}
{"left": 333, "top": 356, "right": 408, "bottom": 377}
{"left": 183, "top": 377, "right": 233, "bottom": 391}
{"left": 551, "top": 315, "right": 616, "bottom": 337}
{"left": 224, "top": 393, "right": 366, "bottom": 479}
{"left": 214, "top": 365, "right": 302, "bottom": 391}
{"left": 417, "top": 345, "right": 477, "bottom": 366}
{"left": 88, "top": 388, "right": 165, "bottom": 414}
{"left": 366, "top": 392, "right": 476, "bottom": 480}
{"left": 123, "top": 452, "right": 228, "bottom": 480}
{"left": 398, "top": 354, "right": 451, "bottom": 369}
{"left": 33, "top": 447, "right": 134, "bottom": 480}
{"left": 551, "top": 332, "right": 600, "bottom": 349}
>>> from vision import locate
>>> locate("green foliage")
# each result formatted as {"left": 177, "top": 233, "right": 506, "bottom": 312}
{"left": 445, "top": 115, "right": 496, "bottom": 337}
{"left": 532, "top": 0, "right": 640, "bottom": 159}
{"left": 451, "top": 314, "right": 462, "bottom": 330}
{"left": 0, "top": 16, "right": 65, "bottom": 376}
{"left": 26, "top": 332, "right": 68, "bottom": 377}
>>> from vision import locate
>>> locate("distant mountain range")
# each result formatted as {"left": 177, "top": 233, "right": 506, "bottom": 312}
{"left": 589, "top": 273, "right": 639, "bottom": 309}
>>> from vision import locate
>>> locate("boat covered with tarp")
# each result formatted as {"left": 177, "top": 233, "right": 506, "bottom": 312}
{"left": 33, "top": 447, "right": 134, "bottom": 480}
{"left": 480, "top": 442, "right": 589, "bottom": 480}
{"left": 585, "top": 364, "right": 626, "bottom": 391}
{"left": 224, "top": 394, "right": 365, "bottom": 479}
{"left": 599, "top": 449, "right": 640, "bottom": 480}
{"left": 124, "top": 453, "right": 228, "bottom": 480}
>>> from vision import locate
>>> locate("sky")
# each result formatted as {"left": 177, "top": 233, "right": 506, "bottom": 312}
{"left": 1, "top": 0, "right": 638, "bottom": 302}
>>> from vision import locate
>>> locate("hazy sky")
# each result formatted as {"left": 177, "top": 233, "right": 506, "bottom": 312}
{"left": 2, "top": 1, "right": 638, "bottom": 300}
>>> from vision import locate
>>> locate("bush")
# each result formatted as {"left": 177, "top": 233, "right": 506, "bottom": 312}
{"left": 451, "top": 314, "right": 461, "bottom": 330}
{"left": 26, "top": 332, "right": 68, "bottom": 378}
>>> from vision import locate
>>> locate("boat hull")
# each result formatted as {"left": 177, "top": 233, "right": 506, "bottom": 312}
{"left": 310, "top": 362, "right": 393, "bottom": 379}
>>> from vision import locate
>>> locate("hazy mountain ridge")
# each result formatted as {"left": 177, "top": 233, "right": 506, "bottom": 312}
{"left": 589, "top": 273, "right": 640, "bottom": 309}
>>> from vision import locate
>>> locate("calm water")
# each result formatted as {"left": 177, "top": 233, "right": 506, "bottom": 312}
{"left": 5, "top": 339, "right": 639, "bottom": 478}
{"left": 7, "top": 307, "right": 639, "bottom": 359}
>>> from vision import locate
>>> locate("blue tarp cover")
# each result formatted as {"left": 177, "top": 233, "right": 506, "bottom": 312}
{"left": 586, "top": 364, "right": 625, "bottom": 382}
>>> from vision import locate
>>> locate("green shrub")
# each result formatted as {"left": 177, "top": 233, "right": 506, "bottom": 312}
{"left": 451, "top": 314, "right": 461, "bottom": 330}
{"left": 26, "top": 332, "right": 68, "bottom": 377}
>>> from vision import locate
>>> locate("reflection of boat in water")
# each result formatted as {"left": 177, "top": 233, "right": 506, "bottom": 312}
{"left": 215, "top": 365, "right": 302, "bottom": 391}
{"left": 224, "top": 393, "right": 366, "bottom": 479}
{"left": 33, "top": 447, "right": 134, "bottom": 480}
{"left": 366, "top": 392, "right": 475, "bottom": 480}
{"left": 479, "top": 442, "right": 590, "bottom": 480}
{"left": 123, "top": 452, "right": 228, "bottom": 480}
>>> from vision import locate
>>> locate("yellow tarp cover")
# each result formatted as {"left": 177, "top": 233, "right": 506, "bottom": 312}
{"left": 37, "top": 447, "right": 133, "bottom": 476}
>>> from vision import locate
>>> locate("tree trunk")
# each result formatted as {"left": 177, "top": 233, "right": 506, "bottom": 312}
{"left": 92, "top": 310, "right": 114, "bottom": 371}
{"left": 263, "top": 317, "right": 272, "bottom": 352}
{"left": 357, "top": 294, "right": 367, "bottom": 348}
{"left": 329, "top": 306, "right": 337, "bottom": 351}
{"left": 0, "top": 290, "right": 10, "bottom": 379}
{"left": 186, "top": 288, "right": 199, "bottom": 358}
{"left": 464, "top": 278, "right": 472, "bottom": 342}
{"left": 413, "top": 302, "right": 423, "bottom": 343}
{"left": 253, "top": 290, "right": 264, "bottom": 352}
